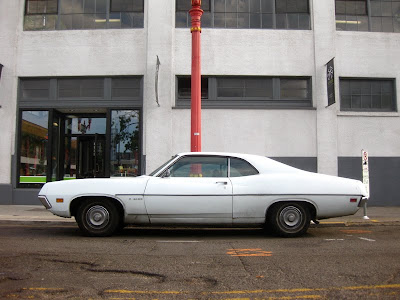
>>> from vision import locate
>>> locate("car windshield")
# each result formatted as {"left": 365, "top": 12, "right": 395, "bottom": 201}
{"left": 148, "top": 155, "right": 178, "bottom": 176}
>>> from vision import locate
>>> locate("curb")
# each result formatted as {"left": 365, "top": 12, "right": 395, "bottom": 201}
{"left": 1, "top": 219, "right": 399, "bottom": 227}
{"left": 312, "top": 221, "right": 400, "bottom": 228}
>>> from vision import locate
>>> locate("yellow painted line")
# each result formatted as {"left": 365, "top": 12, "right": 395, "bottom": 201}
{"left": 319, "top": 222, "right": 346, "bottom": 225}
{"left": 22, "top": 287, "right": 65, "bottom": 291}
{"left": 371, "top": 219, "right": 380, "bottom": 223}
{"left": 105, "top": 289, "right": 183, "bottom": 295}
{"left": 226, "top": 248, "right": 273, "bottom": 257}
{"left": 207, "top": 284, "right": 400, "bottom": 295}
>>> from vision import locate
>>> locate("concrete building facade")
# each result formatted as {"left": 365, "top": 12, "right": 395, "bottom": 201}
{"left": 0, "top": 0, "right": 399, "bottom": 206}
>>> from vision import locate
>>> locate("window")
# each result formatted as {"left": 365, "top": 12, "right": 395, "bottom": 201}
{"left": 58, "top": 78, "right": 104, "bottom": 98}
{"left": 25, "top": 0, "right": 58, "bottom": 14}
{"left": 168, "top": 156, "right": 228, "bottom": 178}
{"left": 340, "top": 78, "right": 396, "bottom": 111}
{"left": 110, "top": 110, "right": 140, "bottom": 177}
{"left": 19, "top": 77, "right": 142, "bottom": 104}
{"left": 111, "top": 0, "right": 144, "bottom": 12}
{"left": 176, "top": 76, "right": 312, "bottom": 108}
{"left": 21, "top": 79, "right": 50, "bottom": 100}
{"left": 177, "top": 76, "right": 209, "bottom": 99}
{"left": 24, "top": 0, "right": 144, "bottom": 30}
{"left": 112, "top": 77, "right": 142, "bottom": 99}
{"left": 176, "top": 0, "right": 311, "bottom": 30}
{"left": 19, "top": 111, "right": 49, "bottom": 186}
{"left": 335, "top": 0, "right": 400, "bottom": 32}
{"left": 230, "top": 158, "right": 259, "bottom": 177}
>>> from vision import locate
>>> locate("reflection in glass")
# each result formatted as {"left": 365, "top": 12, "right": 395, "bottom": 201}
{"left": 65, "top": 116, "right": 106, "bottom": 135}
{"left": 111, "top": 110, "right": 140, "bottom": 177}
{"left": 64, "top": 137, "right": 77, "bottom": 179}
{"left": 20, "top": 111, "right": 49, "bottom": 184}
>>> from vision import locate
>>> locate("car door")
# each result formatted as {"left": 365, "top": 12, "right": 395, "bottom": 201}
{"left": 144, "top": 155, "right": 233, "bottom": 224}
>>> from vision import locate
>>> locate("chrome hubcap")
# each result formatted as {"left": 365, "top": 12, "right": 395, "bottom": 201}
{"left": 279, "top": 206, "right": 302, "bottom": 229}
{"left": 86, "top": 205, "right": 109, "bottom": 229}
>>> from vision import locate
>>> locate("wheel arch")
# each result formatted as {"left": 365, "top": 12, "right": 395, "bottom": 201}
{"left": 266, "top": 199, "right": 317, "bottom": 221}
{"left": 70, "top": 195, "right": 125, "bottom": 221}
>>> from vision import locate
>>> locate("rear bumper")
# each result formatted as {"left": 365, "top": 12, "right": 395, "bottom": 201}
{"left": 358, "top": 197, "right": 368, "bottom": 207}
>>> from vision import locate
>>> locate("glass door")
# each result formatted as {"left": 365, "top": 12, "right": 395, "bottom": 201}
{"left": 64, "top": 114, "right": 107, "bottom": 179}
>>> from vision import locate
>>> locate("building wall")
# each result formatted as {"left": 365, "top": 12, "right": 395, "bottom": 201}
{"left": 0, "top": 0, "right": 399, "bottom": 205}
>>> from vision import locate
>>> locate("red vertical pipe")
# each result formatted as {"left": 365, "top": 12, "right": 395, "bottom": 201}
{"left": 189, "top": 1, "right": 203, "bottom": 152}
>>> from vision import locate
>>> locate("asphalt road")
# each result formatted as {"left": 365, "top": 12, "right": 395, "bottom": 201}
{"left": 0, "top": 223, "right": 399, "bottom": 299}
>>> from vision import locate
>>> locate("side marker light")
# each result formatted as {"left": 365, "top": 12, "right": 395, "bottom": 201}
{"left": 56, "top": 198, "right": 64, "bottom": 203}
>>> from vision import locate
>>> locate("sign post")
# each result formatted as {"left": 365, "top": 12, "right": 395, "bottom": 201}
{"left": 362, "top": 149, "right": 370, "bottom": 219}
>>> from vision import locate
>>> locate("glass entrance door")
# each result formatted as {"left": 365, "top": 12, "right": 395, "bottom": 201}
{"left": 63, "top": 114, "right": 107, "bottom": 180}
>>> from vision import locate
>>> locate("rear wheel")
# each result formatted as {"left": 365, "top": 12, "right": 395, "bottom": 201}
{"left": 268, "top": 202, "right": 310, "bottom": 237}
{"left": 76, "top": 199, "right": 120, "bottom": 237}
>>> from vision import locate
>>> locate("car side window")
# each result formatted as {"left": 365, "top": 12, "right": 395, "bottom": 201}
{"left": 168, "top": 156, "right": 228, "bottom": 178}
{"left": 229, "top": 158, "right": 259, "bottom": 177}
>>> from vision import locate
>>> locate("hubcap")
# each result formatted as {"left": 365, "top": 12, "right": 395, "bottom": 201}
{"left": 86, "top": 205, "right": 109, "bottom": 229}
{"left": 279, "top": 206, "right": 302, "bottom": 229}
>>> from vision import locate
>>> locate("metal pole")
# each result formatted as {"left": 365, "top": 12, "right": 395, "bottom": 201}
{"left": 189, "top": 0, "right": 203, "bottom": 153}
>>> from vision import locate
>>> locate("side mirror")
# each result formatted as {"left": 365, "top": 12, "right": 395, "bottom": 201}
{"left": 163, "top": 169, "right": 171, "bottom": 178}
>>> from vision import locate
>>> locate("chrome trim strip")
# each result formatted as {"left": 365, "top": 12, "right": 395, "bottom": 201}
{"left": 38, "top": 195, "right": 52, "bottom": 209}
{"left": 144, "top": 194, "right": 364, "bottom": 197}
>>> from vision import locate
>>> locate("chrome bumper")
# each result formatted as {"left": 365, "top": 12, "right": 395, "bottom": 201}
{"left": 358, "top": 197, "right": 368, "bottom": 207}
{"left": 38, "top": 195, "right": 52, "bottom": 209}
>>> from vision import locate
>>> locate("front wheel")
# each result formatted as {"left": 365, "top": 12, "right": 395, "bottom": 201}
{"left": 267, "top": 202, "right": 310, "bottom": 237}
{"left": 76, "top": 199, "right": 120, "bottom": 237}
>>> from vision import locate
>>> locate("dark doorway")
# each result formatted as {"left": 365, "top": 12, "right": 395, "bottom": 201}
{"left": 76, "top": 135, "right": 105, "bottom": 178}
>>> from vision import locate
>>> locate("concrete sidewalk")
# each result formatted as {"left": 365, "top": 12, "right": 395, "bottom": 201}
{"left": 0, "top": 205, "right": 399, "bottom": 227}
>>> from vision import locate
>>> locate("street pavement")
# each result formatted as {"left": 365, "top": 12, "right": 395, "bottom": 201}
{"left": 0, "top": 205, "right": 399, "bottom": 227}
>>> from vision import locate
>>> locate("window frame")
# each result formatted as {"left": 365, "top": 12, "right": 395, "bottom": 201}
{"left": 175, "top": 75, "right": 313, "bottom": 109}
{"left": 339, "top": 77, "right": 397, "bottom": 112}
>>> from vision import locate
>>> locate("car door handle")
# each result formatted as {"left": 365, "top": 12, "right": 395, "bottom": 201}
{"left": 216, "top": 181, "right": 228, "bottom": 185}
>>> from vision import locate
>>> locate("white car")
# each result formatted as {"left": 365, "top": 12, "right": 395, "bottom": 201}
{"left": 38, "top": 152, "right": 367, "bottom": 237}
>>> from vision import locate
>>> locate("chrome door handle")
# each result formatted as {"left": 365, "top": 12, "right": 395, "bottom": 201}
{"left": 216, "top": 181, "right": 228, "bottom": 185}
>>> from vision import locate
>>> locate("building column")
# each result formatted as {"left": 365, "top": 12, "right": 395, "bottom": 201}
{"left": 313, "top": 0, "right": 338, "bottom": 176}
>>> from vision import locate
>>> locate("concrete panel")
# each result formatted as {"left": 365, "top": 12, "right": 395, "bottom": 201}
{"left": 338, "top": 116, "right": 400, "bottom": 157}
{"left": 171, "top": 109, "right": 317, "bottom": 157}
{"left": 338, "top": 157, "right": 400, "bottom": 206}
{"left": 271, "top": 157, "right": 317, "bottom": 173}
{"left": 175, "top": 29, "right": 315, "bottom": 76}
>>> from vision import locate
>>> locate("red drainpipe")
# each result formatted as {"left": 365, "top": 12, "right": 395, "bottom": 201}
{"left": 189, "top": 0, "right": 203, "bottom": 152}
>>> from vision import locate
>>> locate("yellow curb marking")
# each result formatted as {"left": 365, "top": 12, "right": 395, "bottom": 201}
{"left": 104, "top": 283, "right": 400, "bottom": 296}
{"left": 226, "top": 248, "right": 273, "bottom": 257}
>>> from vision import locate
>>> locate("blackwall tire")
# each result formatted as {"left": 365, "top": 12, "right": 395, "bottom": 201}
{"left": 76, "top": 199, "right": 120, "bottom": 237}
{"left": 269, "top": 202, "right": 310, "bottom": 237}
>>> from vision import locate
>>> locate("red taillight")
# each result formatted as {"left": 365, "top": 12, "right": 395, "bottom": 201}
{"left": 350, "top": 198, "right": 357, "bottom": 203}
